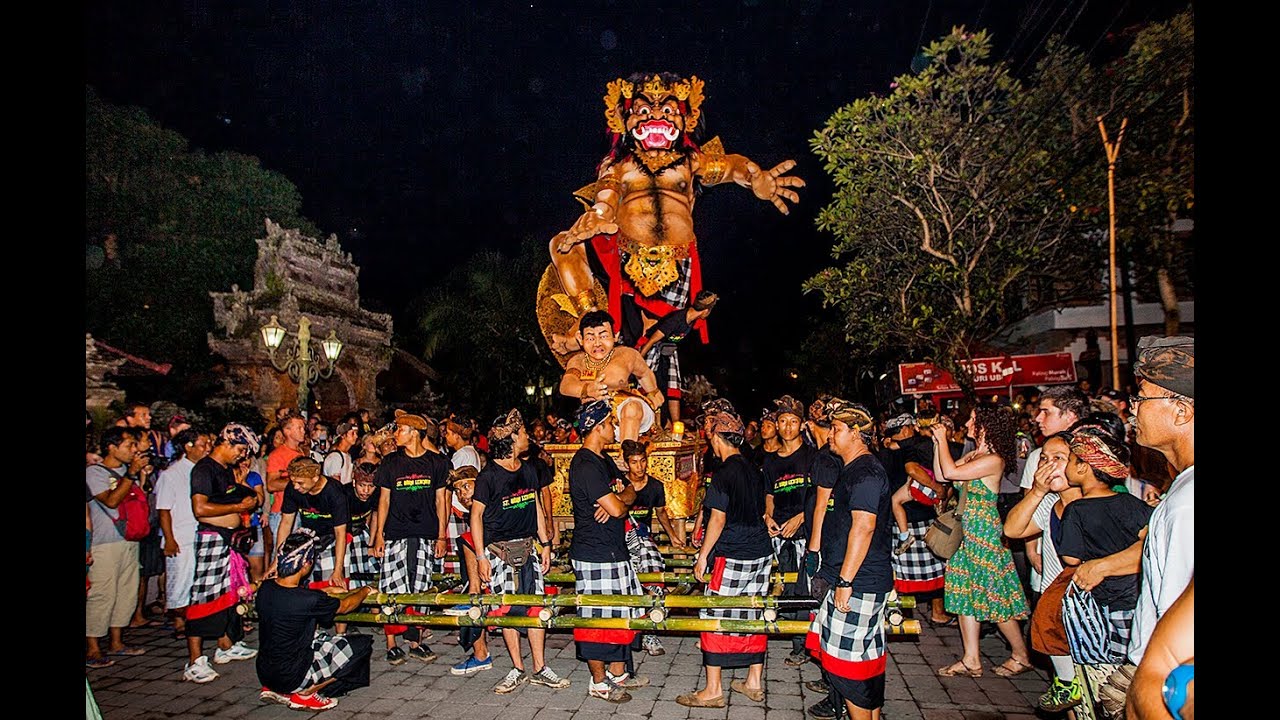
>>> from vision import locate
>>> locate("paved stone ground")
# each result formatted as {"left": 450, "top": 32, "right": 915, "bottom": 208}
{"left": 88, "top": 617, "right": 1051, "bottom": 719}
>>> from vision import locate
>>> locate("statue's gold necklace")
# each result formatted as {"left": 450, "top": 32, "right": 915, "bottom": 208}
{"left": 582, "top": 347, "right": 617, "bottom": 376}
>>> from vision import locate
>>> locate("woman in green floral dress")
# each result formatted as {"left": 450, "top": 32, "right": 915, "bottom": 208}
{"left": 927, "top": 406, "right": 1032, "bottom": 678}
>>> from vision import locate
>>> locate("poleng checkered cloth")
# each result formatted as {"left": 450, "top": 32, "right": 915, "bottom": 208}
{"left": 190, "top": 530, "right": 230, "bottom": 607}
{"left": 380, "top": 538, "right": 435, "bottom": 594}
{"left": 809, "top": 589, "right": 887, "bottom": 671}
{"left": 626, "top": 524, "right": 665, "bottom": 574}
{"left": 572, "top": 560, "right": 644, "bottom": 620}
{"left": 701, "top": 555, "right": 772, "bottom": 625}
{"left": 296, "top": 631, "right": 359, "bottom": 693}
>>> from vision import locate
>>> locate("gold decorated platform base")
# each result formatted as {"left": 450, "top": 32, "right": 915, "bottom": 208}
{"left": 544, "top": 438, "right": 704, "bottom": 529}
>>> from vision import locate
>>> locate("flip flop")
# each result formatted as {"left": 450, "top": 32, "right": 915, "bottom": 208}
{"left": 993, "top": 657, "right": 1035, "bottom": 678}
{"left": 108, "top": 646, "right": 147, "bottom": 657}
{"left": 85, "top": 657, "right": 116, "bottom": 670}
{"left": 931, "top": 616, "right": 958, "bottom": 627}
{"left": 937, "top": 661, "right": 983, "bottom": 678}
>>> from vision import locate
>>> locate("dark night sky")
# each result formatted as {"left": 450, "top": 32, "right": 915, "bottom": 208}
{"left": 84, "top": 0, "right": 1188, "bottom": 406}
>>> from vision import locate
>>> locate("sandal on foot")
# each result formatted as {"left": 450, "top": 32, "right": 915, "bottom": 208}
{"left": 85, "top": 657, "right": 116, "bottom": 670}
{"left": 931, "top": 615, "right": 958, "bottom": 627}
{"left": 992, "top": 657, "right": 1034, "bottom": 677}
{"left": 730, "top": 679, "right": 765, "bottom": 702}
{"left": 108, "top": 646, "right": 147, "bottom": 657}
{"left": 937, "top": 661, "right": 983, "bottom": 678}
{"left": 676, "top": 692, "right": 726, "bottom": 708}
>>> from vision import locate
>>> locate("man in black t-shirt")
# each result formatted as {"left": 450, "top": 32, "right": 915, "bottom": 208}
{"left": 568, "top": 400, "right": 648, "bottom": 704}
{"left": 807, "top": 399, "right": 894, "bottom": 720}
{"left": 692, "top": 397, "right": 735, "bottom": 548}
{"left": 343, "top": 463, "right": 380, "bottom": 582}
{"left": 256, "top": 529, "right": 375, "bottom": 711}
{"left": 184, "top": 424, "right": 262, "bottom": 684}
{"left": 371, "top": 410, "right": 450, "bottom": 666}
{"left": 636, "top": 290, "right": 719, "bottom": 426}
{"left": 271, "top": 457, "right": 349, "bottom": 590}
{"left": 763, "top": 395, "right": 816, "bottom": 664}
{"left": 473, "top": 409, "right": 569, "bottom": 695}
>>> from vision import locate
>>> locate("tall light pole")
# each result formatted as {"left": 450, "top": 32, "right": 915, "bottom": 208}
{"left": 1098, "top": 115, "right": 1128, "bottom": 389}
{"left": 260, "top": 314, "right": 344, "bottom": 416}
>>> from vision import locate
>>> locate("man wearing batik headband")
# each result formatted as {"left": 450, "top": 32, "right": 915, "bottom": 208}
{"left": 805, "top": 399, "right": 895, "bottom": 720}
{"left": 182, "top": 424, "right": 263, "bottom": 684}
{"left": 1074, "top": 336, "right": 1193, "bottom": 718}
{"left": 678, "top": 408, "right": 773, "bottom": 709}
{"left": 370, "top": 409, "right": 450, "bottom": 666}
{"left": 1057, "top": 428, "right": 1153, "bottom": 667}
{"left": 881, "top": 413, "right": 937, "bottom": 555}
{"left": 344, "top": 462, "right": 381, "bottom": 584}
{"left": 472, "top": 409, "right": 570, "bottom": 695}
{"left": 255, "top": 529, "right": 376, "bottom": 711}
{"left": 762, "top": 395, "right": 816, "bottom": 667}
{"left": 803, "top": 396, "right": 859, "bottom": 720}
{"left": 567, "top": 400, "right": 649, "bottom": 704}
{"left": 692, "top": 398, "right": 736, "bottom": 548}
{"left": 270, "top": 457, "right": 349, "bottom": 592}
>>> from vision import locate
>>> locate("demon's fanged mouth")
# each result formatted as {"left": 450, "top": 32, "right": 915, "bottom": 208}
{"left": 632, "top": 120, "right": 679, "bottom": 149}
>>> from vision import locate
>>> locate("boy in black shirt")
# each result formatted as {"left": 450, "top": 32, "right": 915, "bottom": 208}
{"left": 256, "top": 529, "right": 374, "bottom": 711}
{"left": 271, "top": 457, "right": 349, "bottom": 590}
{"left": 343, "top": 463, "right": 380, "bottom": 583}
{"left": 371, "top": 410, "right": 450, "bottom": 666}
{"left": 762, "top": 395, "right": 815, "bottom": 664}
{"left": 620, "top": 439, "right": 678, "bottom": 657}
{"left": 568, "top": 401, "right": 648, "bottom": 704}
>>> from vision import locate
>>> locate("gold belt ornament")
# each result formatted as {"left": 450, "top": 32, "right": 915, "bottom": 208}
{"left": 621, "top": 241, "right": 688, "bottom": 297}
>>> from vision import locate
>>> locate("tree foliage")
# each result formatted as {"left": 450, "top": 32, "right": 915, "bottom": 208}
{"left": 85, "top": 87, "right": 318, "bottom": 374}
{"left": 806, "top": 28, "right": 1093, "bottom": 393}
{"left": 408, "top": 237, "right": 557, "bottom": 417}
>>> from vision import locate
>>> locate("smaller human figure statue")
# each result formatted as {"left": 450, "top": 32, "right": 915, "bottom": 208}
{"left": 636, "top": 290, "right": 719, "bottom": 427}
{"left": 558, "top": 310, "right": 663, "bottom": 443}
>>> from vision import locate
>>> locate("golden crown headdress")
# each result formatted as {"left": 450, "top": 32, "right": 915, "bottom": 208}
{"left": 604, "top": 74, "right": 705, "bottom": 135}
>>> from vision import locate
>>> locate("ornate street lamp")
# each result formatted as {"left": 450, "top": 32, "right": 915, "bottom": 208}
{"left": 259, "top": 314, "right": 344, "bottom": 416}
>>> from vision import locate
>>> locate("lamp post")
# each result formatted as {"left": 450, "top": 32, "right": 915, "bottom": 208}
{"left": 260, "top": 314, "right": 344, "bottom": 417}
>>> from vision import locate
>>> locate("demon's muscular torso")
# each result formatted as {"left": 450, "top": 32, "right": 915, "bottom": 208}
{"left": 544, "top": 73, "right": 803, "bottom": 359}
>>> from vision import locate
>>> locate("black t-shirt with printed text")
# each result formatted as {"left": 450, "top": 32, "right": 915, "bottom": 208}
{"left": 628, "top": 477, "right": 667, "bottom": 529}
{"left": 818, "top": 453, "right": 895, "bottom": 593}
{"left": 255, "top": 580, "right": 341, "bottom": 693}
{"left": 345, "top": 483, "right": 377, "bottom": 532}
{"left": 763, "top": 444, "right": 815, "bottom": 529}
{"left": 568, "top": 448, "right": 630, "bottom": 563}
{"left": 804, "top": 446, "right": 843, "bottom": 535}
{"left": 1057, "top": 493, "right": 1154, "bottom": 610}
{"left": 374, "top": 449, "right": 450, "bottom": 541}
{"left": 282, "top": 479, "right": 349, "bottom": 537}
{"left": 474, "top": 461, "right": 542, "bottom": 543}
{"left": 702, "top": 454, "right": 773, "bottom": 561}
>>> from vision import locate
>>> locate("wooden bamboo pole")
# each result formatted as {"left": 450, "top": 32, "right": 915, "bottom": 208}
{"left": 367, "top": 592, "right": 828, "bottom": 610}
{"left": 329, "top": 612, "right": 921, "bottom": 635}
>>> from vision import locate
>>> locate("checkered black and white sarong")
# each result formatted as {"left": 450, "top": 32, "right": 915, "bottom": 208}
{"left": 572, "top": 560, "right": 644, "bottom": 620}
{"left": 643, "top": 343, "right": 682, "bottom": 395}
{"left": 190, "top": 530, "right": 231, "bottom": 609}
{"left": 625, "top": 525, "right": 664, "bottom": 574}
{"left": 441, "top": 511, "right": 467, "bottom": 575}
{"left": 808, "top": 589, "right": 887, "bottom": 675}
{"left": 295, "top": 631, "right": 359, "bottom": 693}
{"left": 1107, "top": 608, "right": 1135, "bottom": 661}
{"left": 891, "top": 517, "right": 946, "bottom": 594}
{"left": 380, "top": 538, "right": 436, "bottom": 594}
{"left": 311, "top": 539, "right": 341, "bottom": 586}
{"left": 772, "top": 536, "right": 807, "bottom": 567}
{"left": 345, "top": 528, "right": 378, "bottom": 579}
{"left": 701, "top": 555, "right": 772, "bottom": 625}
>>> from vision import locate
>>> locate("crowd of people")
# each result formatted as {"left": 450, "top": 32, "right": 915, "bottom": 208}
{"left": 84, "top": 324, "right": 1193, "bottom": 720}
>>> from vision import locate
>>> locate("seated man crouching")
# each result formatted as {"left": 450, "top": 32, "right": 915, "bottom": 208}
{"left": 256, "top": 528, "right": 375, "bottom": 712}
{"left": 558, "top": 310, "right": 663, "bottom": 443}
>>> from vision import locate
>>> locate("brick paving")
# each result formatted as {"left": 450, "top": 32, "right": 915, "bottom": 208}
{"left": 88, "top": 616, "right": 1050, "bottom": 719}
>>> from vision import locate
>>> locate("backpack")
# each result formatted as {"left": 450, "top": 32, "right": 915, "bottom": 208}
{"left": 95, "top": 466, "right": 152, "bottom": 542}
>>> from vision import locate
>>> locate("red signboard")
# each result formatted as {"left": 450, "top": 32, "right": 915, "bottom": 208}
{"left": 898, "top": 353, "right": 1077, "bottom": 394}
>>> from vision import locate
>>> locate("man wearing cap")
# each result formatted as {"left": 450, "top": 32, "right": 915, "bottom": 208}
{"left": 806, "top": 399, "right": 894, "bottom": 720}
{"left": 636, "top": 289, "right": 720, "bottom": 427}
{"left": 763, "top": 395, "right": 816, "bottom": 666}
{"left": 1074, "top": 336, "right": 1194, "bottom": 717}
{"left": 371, "top": 409, "right": 451, "bottom": 666}
{"left": 270, "top": 457, "right": 350, "bottom": 591}
{"left": 182, "top": 424, "right": 263, "bottom": 684}
{"left": 473, "top": 409, "right": 570, "bottom": 694}
{"left": 323, "top": 421, "right": 359, "bottom": 486}
{"left": 559, "top": 310, "right": 664, "bottom": 443}
{"left": 568, "top": 400, "right": 649, "bottom": 704}
{"left": 255, "top": 529, "right": 376, "bottom": 711}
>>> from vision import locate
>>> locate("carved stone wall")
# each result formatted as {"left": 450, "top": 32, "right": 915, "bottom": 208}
{"left": 209, "top": 219, "right": 394, "bottom": 421}
{"left": 86, "top": 334, "right": 126, "bottom": 410}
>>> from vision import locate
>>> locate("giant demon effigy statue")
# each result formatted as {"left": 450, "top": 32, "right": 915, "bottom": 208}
{"left": 537, "top": 72, "right": 805, "bottom": 365}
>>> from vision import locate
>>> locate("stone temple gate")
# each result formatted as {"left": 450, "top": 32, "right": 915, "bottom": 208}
{"left": 208, "top": 219, "right": 393, "bottom": 420}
